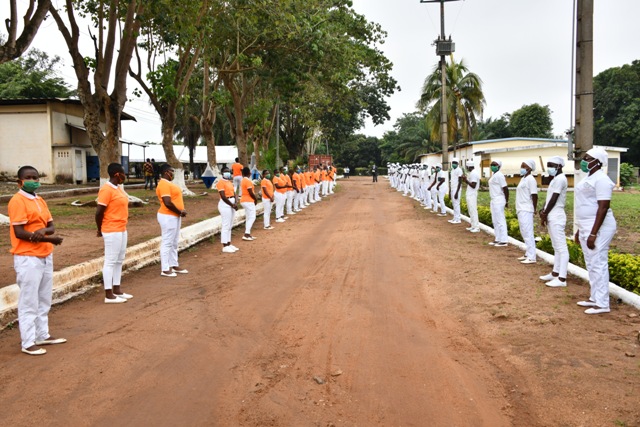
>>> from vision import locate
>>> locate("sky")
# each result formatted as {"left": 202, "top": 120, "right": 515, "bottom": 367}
{"left": 3, "top": 1, "right": 640, "bottom": 144}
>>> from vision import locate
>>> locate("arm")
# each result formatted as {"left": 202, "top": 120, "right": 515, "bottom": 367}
{"left": 502, "top": 186, "right": 509, "bottom": 208}
{"left": 455, "top": 181, "right": 462, "bottom": 199}
{"left": 96, "top": 205, "right": 106, "bottom": 236}
{"left": 248, "top": 186, "right": 257, "bottom": 203}
{"left": 531, "top": 193, "right": 538, "bottom": 213}
{"left": 262, "top": 186, "right": 274, "bottom": 202}
{"left": 539, "top": 193, "right": 559, "bottom": 226}
{"left": 219, "top": 190, "right": 237, "bottom": 210}
{"left": 13, "top": 222, "right": 63, "bottom": 245}
{"left": 162, "top": 196, "right": 187, "bottom": 217}
{"left": 585, "top": 200, "right": 611, "bottom": 249}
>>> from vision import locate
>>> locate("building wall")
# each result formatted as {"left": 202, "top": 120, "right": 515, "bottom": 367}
{"left": 0, "top": 105, "right": 54, "bottom": 182}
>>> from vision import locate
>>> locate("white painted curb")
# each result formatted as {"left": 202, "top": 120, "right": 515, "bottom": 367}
{"left": 441, "top": 205, "right": 640, "bottom": 310}
{"left": 0, "top": 203, "right": 264, "bottom": 325}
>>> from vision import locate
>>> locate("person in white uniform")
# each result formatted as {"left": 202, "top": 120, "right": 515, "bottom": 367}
{"left": 515, "top": 159, "right": 538, "bottom": 264}
{"left": 428, "top": 166, "right": 438, "bottom": 213}
{"left": 448, "top": 158, "right": 463, "bottom": 224}
{"left": 574, "top": 147, "right": 617, "bottom": 314}
{"left": 462, "top": 160, "right": 480, "bottom": 232}
{"left": 488, "top": 160, "right": 509, "bottom": 246}
{"left": 435, "top": 164, "right": 447, "bottom": 216}
{"left": 539, "top": 156, "right": 569, "bottom": 287}
{"left": 422, "top": 165, "right": 433, "bottom": 210}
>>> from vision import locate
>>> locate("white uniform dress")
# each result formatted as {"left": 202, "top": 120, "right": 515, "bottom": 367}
{"left": 436, "top": 170, "right": 447, "bottom": 214}
{"left": 488, "top": 171, "right": 508, "bottom": 243}
{"left": 516, "top": 174, "right": 538, "bottom": 260}
{"left": 450, "top": 167, "right": 463, "bottom": 221}
{"left": 544, "top": 173, "right": 569, "bottom": 278}
{"left": 465, "top": 169, "right": 480, "bottom": 230}
{"left": 575, "top": 170, "right": 617, "bottom": 309}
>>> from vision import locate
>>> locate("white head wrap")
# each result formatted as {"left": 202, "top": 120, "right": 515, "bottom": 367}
{"left": 548, "top": 156, "right": 565, "bottom": 167}
{"left": 435, "top": 163, "right": 442, "bottom": 169}
{"left": 466, "top": 160, "right": 474, "bottom": 167}
{"left": 586, "top": 147, "right": 608, "bottom": 167}
{"left": 524, "top": 159, "right": 536, "bottom": 172}
{"left": 451, "top": 157, "right": 459, "bottom": 163}
{"left": 493, "top": 159, "right": 502, "bottom": 168}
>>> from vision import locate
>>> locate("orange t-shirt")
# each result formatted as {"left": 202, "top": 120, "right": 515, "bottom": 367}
{"left": 261, "top": 178, "right": 274, "bottom": 199}
{"left": 292, "top": 173, "right": 301, "bottom": 190}
{"left": 231, "top": 162, "right": 243, "bottom": 177}
{"left": 273, "top": 175, "right": 287, "bottom": 194}
{"left": 328, "top": 169, "right": 335, "bottom": 180}
{"left": 322, "top": 170, "right": 329, "bottom": 181}
{"left": 216, "top": 178, "right": 236, "bottom": 199}
{"left": 156, "top": 178, "right": 185, "bottom": 216}
{"left": 240, "top": 177, "right": 255, "bottom": 203}
{"left": 284, "top": 174, "right": 292, "bottom": 190}
{"left": 8, "top": 190, "right": 54, "bottom": 257}
{"left": 314, "top": 170, "right": 321, "bottom": 183}
{"left": 97, "top": 182, "right": 129, "bottom": 232}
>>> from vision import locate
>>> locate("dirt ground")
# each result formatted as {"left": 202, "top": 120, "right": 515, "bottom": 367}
{"left": 0, "top": 185, "right": 219, "bottom": 287}
{"left": 0, "top": 177, "right": 639, "bottom": 427}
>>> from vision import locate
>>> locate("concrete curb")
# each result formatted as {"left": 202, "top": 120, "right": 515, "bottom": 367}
{"left": 441, "top": 205, "right": 640, "bottom": 310}
{"left": 0, "top": 184, "right": 146, "bottom": 204}
{"left": 0, "top": 203, "right": 264, "bottom": 326}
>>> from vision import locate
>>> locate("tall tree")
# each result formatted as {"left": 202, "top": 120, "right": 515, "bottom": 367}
{"left": 417, "top": 57, "right": 485, "bottom": 147}
{"left": 476, "top": 114, "right": 512, "bottom": 140}
{"left": 377, "top": 112, "right": 433, "bottom": 163}
{"left": 594, "top": 60, "right": 640, "bottom": 165}
{"left": 0, "top": 48, "right": 74, "bottom": 98}
{"left": 49, "top": 0, "right": 145, "bottom": 181}
{"left": 0, "top": 0, "right": 51, "bottom": 64}
{"left": 509, "top": 103, "right": 554, "bottom": 138}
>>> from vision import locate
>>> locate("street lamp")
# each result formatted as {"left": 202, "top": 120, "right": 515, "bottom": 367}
{"left": 420, "top": 0, "right": 461, "bottom": 171}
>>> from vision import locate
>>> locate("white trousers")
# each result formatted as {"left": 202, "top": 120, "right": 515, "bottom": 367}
{"left": 330, "top": 180, "right": 335, "bottom": 193}
{"left": 578, "top": 213, "right": 616, "bottom": 308}
{"left": 452, "top": 193, "right": 461, "bottom": 221}
{"left": 547, "top": 212, "right": 569, "bottom": 278}
{"left": 430, "top": 188, "right": 437, "bottom": 208}
{"left": 262, "top": 198, "right": 272, "bottom": 227}
{"left": 314, "top": 184, "right": 320, "bottom": 200}
{"left": 322, "top": 181, "right": 329, "bottom": 196}
{"left": 293, "top": 191, "right": 301, "bottom": 210}
{"left": 423, "top": 185, "right": 432, "bottom": 207}
{"left": 218, "top": 198, "right": 235, "bottom": 244}
{"left": 286, "top": 190, "right": 294, "bottom": 213}
{"left": 517, "top": 211, "right": 536, "bottom": 261}
{"left": 437, "top": 190, "right": 446, "bottom": 213}
{"left": 241, "top": 201, "right": 256, "bottom": 234}
{"left": 102, "top": 231, "right": 127, "bottom": 290}
{"left": 15, "top": 254, "right": 53, "bottom": 349}
{"left": 490, "top": 198, "right": 508, "bottom": 243}
{"left": 466, "top": 193, "right": 479, "bottom": 229}
{"left": 157, "top": 213, "right": 181, "bottom": 271}
{"left": 233, "top": 175, "right": 242, "bottom": 196}
{"left": 274, "top": 192, "right": 286, "bottom": 218}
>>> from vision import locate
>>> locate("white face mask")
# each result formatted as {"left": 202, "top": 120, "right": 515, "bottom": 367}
{"left": 223, "top": 172, "right": 231, "bottom": 179}
{"left": 547, "top": 167, "right": 557, "bottom": 177}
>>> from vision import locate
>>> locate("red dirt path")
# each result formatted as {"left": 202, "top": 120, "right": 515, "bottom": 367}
{"left": 0, "top": 177, "right": 638, "bottom": 426}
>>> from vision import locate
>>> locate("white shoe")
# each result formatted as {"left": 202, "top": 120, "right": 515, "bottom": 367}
{"left": 242, "top": 236, "right": 254, "bottom": 241}
{"left": 276, "top": 218, "right": 285, "bottom": 223}
{"left": 545, "top": 278, "right": 567, "bottom": 287}
{"left": 470, "top": 228, "right": 480, "bottom": 233}
{"left": 447, "top": 219, "right": 456, "bottom": 223}
{"left": 105, "top": 296, "right": 127, "bottom": 304}
{"left": 517, "top": 256, "right": 527, "bottom": 261}
{"left": 114, "top": 293, "right": 133, "bottom": 299}
{"left": 577, "top": 300, "right": 598, "bottom": 307}
{"left": 585, "top": 307, "right": 610, "bottom": 314}
{"left": 288, "top": 212, "right": 296, "bottom": 215}
{"left": 466, "top": 227, "right": 474, "bottom": 230}
{"left": 437, "top": 213, "right": 447, "bottom": 217}
{"left": 222, "top": 246, "right": 236, "bottom": 253}
{"left": 229, "top": 245, "right": 239, "bottom": 251}
{"left": 264, "top": 225, "right": 274, "bottom": 230}
{"left": 160, "top": 271, "right": 177, "bottom": 277}
{"left": 451, "top": 220, "right": 461, "bottom": 224}
{"left": 521, "top": 259, "right": 536, "bottom": 264}
{"left": 539, "top": 273, "right": 555, "bottom": 281}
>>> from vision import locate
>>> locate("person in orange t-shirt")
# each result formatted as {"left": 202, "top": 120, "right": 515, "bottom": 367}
{"left": 284, "top": 168, "right": 295, "bottom": 215}
{"left": 240, "top": 166, "right": 258, "bottom": 241}
{"left": 8, "top": 165, "right": 65, "bottom": 356}
{"left": 273, "top": 169, "right": 288, "bottom": 222}
{"left": 156, "top": 164, "right": 188, "bottom": 276}
{"left": 321, "top": 166, "right": 329, "bottom": 196}
{"left": 231, "top": 157, "right": 244, "bottom": 197}
{"left": 313, "top": 167, "right": 322, "bottom": 202}
{"left": 96, "top": 163, "right": 131, "bottom": 304}
{"left": 261, "top": 169, "right": 275, "bottom": 229}
{"left": 217, "top": 166, "right": 239, "bottom": 253}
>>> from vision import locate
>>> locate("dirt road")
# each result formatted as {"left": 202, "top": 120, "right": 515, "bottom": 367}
{"left": 1, "top": 177, "right": 638, "bottom": 426}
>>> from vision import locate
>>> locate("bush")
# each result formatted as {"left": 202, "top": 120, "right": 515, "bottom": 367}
{"left": 355, "top": 167, "right": 369, "bottom": 176}
{"left": 619, "top": 163, "right": 635, "bottom": 187}
{"left": 377, "top": 167, "right": 388, "bottom": 176}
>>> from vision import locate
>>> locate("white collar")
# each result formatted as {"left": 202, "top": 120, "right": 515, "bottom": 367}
{"left": 18, "top": 189, "right": 38, "bottom": 200}
{"left": 106, "top": 181, "right": 119, "bottom": 189}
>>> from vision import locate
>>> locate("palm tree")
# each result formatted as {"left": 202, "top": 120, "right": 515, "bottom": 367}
{"left": 417, "top": 57, "right": 485, "bottom": 148}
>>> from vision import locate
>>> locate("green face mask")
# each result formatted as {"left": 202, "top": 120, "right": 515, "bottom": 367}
{"left": 22, "top": 180, "right": 41, "bottom": 192}
{"left": 490, "top": 165, "right": 499, "bottom": 173}
{"left": 452, "top": 164, "right": 458, "bottom": 169}
{"left": 266, "top": 174, "right": 271, "bottom": 179}
{"left": 580, "top": 160, "right": 590, "bottom": 173}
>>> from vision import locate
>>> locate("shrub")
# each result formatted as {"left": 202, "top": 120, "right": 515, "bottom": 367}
{"left": 619, "top": 163, "right": 635, "bottom": 187}
{"left": 609, "top": 252, "right": 640, "bottom": 295}
{"left": 355, "top": 167, "right": 369, "bottom": 176}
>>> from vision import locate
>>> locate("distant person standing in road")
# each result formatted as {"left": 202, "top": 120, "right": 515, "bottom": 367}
{"left": 488, "top": 160, "right": 509, "bottom": 247}
{"left": 217, "top": 166, "right": 239, "bottom": 253}
{"left": 231, "top": 157, "right": 243, "bottom": 197}
{"left": 152, "top": 158, "right": 160, "bottom": 188}
{"left": 462, "top": 160, "right": 480, "bottom": 233}
{"left": 261, "top": 169, "right": 275, "bottom": 230}
{"left": 156, "top": 164, "right": 188, "bottom": 276}
{"left": 8, "top": 165, "right": 66, "bottom": 356}
{"left": 515, "top": 159, "right": 538, "bottom": 264}
{"left": 96, "top": 163, "right": 132, "bottom": 303}
{"left": 372, "top": 164, "right": 378, "bottom": 182}
{"left": 574, "top": 148, "right": 617, "bottom": 315}
{"left": 143, "top": 158, "right": 154, "bottom": 190}
{"left": 344, "top": 166, "right": 350, "bottom": 179}
{"left": 539, "top": 156, "right": 569, "bottom": 287}
{"left": 240, "top": 166, "right": 257, "bottom": 241}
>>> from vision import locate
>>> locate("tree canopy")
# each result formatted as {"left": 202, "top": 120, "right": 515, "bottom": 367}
{"left": 0, "top": 48, "right": 74, "bottom": 98}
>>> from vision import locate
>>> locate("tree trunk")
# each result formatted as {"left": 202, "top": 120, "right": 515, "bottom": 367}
{"left": 161, "top": 105, "right": 195, "bottom": 196}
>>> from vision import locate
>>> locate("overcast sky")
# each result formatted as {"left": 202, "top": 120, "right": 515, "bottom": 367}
{"left": 352, "top": 0, "right": 640, "bottom": 138}
{"left": 3, "top": 1, "right": 640, "bottom": 144}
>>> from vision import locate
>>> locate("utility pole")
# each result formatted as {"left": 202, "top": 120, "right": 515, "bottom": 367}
{"left": 275, "top": 103, "right": 280, "bottom": 169}
{"left": 421, "top": 0, "right": 460, "bottom": 171}
{"left": 573, "top": 0, "right": 594, "bottom": 167}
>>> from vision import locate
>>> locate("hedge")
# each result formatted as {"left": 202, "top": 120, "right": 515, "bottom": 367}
{"left": 444, "top": 195, "right": 640, "bottom": 295}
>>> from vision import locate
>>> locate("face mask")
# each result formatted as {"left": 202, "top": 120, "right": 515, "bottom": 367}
{"left": 21, "top": 180, "right": 41, "bottom": 192}
{"left": 580, "top": 159, "right": 598, "bottom": 173}
{"left": 452, "top": 164, "right": 458, "bottom": 169}
{"left": 436, "top": 168, "right": 441, "bottom": 172}
{"left": 547, "top": 167, "right": 557, "bottom": 177}
{"left": 520, "top": 168, "right": 528, "bottom": 176}
{"left": 490, "top": 165, "right": 499, "bottom": 173}
{"left": 275, "top": 173, "right": 281, "bottom": 177}
{"left": 223, "top": 172, "right": 231, "bottom": 179}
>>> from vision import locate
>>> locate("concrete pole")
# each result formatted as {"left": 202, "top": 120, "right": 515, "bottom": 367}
{"left": 573, "top": 0, "right": 593, "bottom": 234}
{"left": 439, "top": 1, "right": 449, "bottom": 170}
{"left": 276, "top": 103, "right": 280, "bottom": 169}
